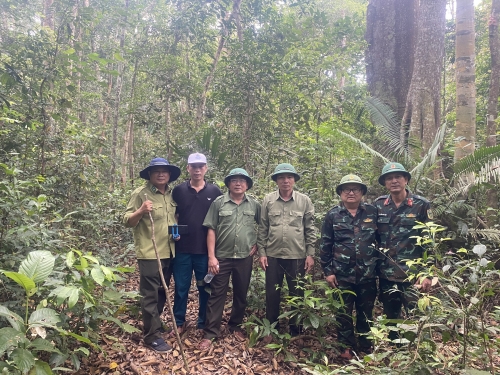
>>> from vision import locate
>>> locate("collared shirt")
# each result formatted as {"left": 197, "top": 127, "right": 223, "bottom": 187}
{"left": 257, "top": 190, "right": 316, "bottom": 259}
{"left": 172, "top": 180, "right": 222, "bottom": 255}
{"left": 320, "top": 202, "right": 378, "bottom": 284}
{"left": 375, "top": 190, "right": 430, "bottom": 282}
{"left": 122, "top": 182, "right": 176, "bottom": 259}
{"left": 203, "top": 192, "right": 261, "bottom": 259}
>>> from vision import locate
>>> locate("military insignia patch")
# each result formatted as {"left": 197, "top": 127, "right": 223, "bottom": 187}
{"left": 407, "top": 213, "right": 416, "bottom": 218}
{"left": 407, "top": 198, "right": 413, "bottom": 207}
{"left": 428, "top": 210, "right": 434, "bottom": 220}
{"left": 363, "top": 218, "right": 373, "bottom": 223}
{"left": 391, "top": 164, "right": 396, "bottom": 169}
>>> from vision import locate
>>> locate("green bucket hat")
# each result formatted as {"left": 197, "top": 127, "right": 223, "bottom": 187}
{"left": 271, "top": 163, "right": 300, "bottom": 182}
{"left": 336, "top": 174, "right": 367, "bottom": 195}
{"left": 378, "top": 162, "right": 411, "bottom": 186}
{"left": 224, "top": 168, "right": 253, "bottom": 189}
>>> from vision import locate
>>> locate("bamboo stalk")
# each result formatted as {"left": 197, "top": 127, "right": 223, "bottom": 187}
{"left": 145, "top": 194, "right": 189, "bottom": 371}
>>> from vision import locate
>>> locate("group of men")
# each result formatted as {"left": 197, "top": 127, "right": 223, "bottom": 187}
{"left": 123, "top": 154, "right": 430, "bottom": 359}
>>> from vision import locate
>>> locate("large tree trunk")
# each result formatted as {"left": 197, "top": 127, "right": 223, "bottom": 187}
{"left": 366, "top": 0, "right": 417, "bottom": 118}
{"left": 42, "top": 0, "right": 55, "bottom": 29}
{"left": 401, "top": 0, "right": 446, "bottom": 154}
{"left": 454, "top": 0, "right": 476, "bottom": 162}
{"left": 486, "top": 0, "right": 500, "bottom": 222}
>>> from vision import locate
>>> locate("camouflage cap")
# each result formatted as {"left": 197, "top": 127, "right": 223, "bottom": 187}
{"left": 224, "top": 168, "right": 253, "bottom": 189}
{"left": 271, "top": 163, "right": 301, "bottom": 182}
{"left": 378, "top": 162, "right": 411, "bottom": 186}
{"left": 336, "top": 174, "right": 367, "bottom": 195}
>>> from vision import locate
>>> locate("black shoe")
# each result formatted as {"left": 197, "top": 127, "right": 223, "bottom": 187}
{"left": 146, "top": 338, "right": 172, "bottom": 353}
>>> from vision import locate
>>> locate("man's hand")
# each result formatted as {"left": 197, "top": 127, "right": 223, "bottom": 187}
{"left": 259, "top": 256, "right": 268, "bottom": 271}
{"left": 140, "top": 199, "right": 153, "bottom": 214}
{"left": 416, "top": 277, "right": 432, "bottom": 293}
{"left": 249, "top": 244, "right": 258, "bottom": 256}
{"left": 304, "top": 256, "right": 314, "bottom": 273}
{"left": 208, "top": 256, "right": 219, "bottom": 275}
{"left": 325, "top": 274, "right": 338, "bottom": 288}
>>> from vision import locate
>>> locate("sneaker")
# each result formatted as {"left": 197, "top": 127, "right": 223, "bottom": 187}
{"left": 146, "top": 338, "right": 172, "bottom": 353}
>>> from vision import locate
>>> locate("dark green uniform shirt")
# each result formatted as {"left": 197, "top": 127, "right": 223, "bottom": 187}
{"left": 203, "top": 193, "right": 261, "bottom": 259}
{"left": 375, "top": 191, "right": 430, "bottom": 282}
{"left": 320, "top": 202, "right": 378, "bottom": 284}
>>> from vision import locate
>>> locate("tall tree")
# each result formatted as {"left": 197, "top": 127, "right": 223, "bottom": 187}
{"left": 366, "top": 0, "right": 417, "bottom": 118}
{"left": 486, "top": 0, "right": 500, "bottom": 219}
{"left": 454, "top": 0, "right": 476, "bottom": 162}
{"left": 401, "top": 0, "right": 446, "bottom": 154}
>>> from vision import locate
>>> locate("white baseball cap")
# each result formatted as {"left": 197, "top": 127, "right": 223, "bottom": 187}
{"left": 187, "top": 153, "right": 207, "bottom": 164}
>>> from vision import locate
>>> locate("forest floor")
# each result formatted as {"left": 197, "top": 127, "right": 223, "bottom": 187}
{"left": 74, "top": 260, "right": 500, "bottom": 375}
{"left": 74, "top": 260, "right": 342, "bottom": 375}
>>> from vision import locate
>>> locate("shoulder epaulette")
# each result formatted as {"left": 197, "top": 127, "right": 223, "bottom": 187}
{"left": 213, "top": 195, "right": 225, "bottom": 203}
{"left": 375, "top": 195, "right": 389, "bottom": 201}
{"left": 412, "top": 194, "right": 430, "bottom": 204}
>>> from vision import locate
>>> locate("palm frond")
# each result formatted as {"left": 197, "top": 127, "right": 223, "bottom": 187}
{"left": 364, "top": 97, "right": 409, "bottom": 159}
{"left": 453, "top": 145, "right": 500, "bottom": 176}
{"left": 409, "top": 124, "right": 447, "bottom": 181}
{"left": 334, "top": 129, "right": 389, "bottom": 163}
{"left": 469, "top": 229, "right": 500, "bottom": 243}
{"left": 431, "top": 199, "right": 474, "bottom": 218}
{"left": 452, "top": 159, "right": 500, "bottom": 194}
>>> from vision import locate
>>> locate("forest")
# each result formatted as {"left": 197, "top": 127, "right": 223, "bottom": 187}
{"left": 1, "top": 0, "right": 500, "bottom": 373}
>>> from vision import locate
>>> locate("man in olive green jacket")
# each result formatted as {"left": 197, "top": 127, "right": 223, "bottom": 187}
{"left": 257, "top": 163, "right": 316, "bottom": 342}
{"left": 123, "top": 157, "right": 181, "bottom": 353}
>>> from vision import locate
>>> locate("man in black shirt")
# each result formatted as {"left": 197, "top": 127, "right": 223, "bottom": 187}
{"left": 172, "top": 153, "right": 222, "bottom": 332}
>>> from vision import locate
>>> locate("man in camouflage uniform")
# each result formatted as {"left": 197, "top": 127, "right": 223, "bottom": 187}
{"left": 320, "top": 175, "right": 378, "bottom": 359}
{"left": 375, "top": 162, "right": 431, "bottom": 341}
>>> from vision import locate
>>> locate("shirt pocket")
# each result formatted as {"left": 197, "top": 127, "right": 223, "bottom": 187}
{"left": 219, "top": 210, "right": 233, "bottom": 225}
{"left": 269, "top": 211, "right": 282, "bottom": 226}
{"left": 152, "top": 204, "right": 166, "bottom": 220}
{"left": 360, "top": 223, "right": 377, "bottom": 241}
{"left": 333, "top": 252, "right": 352, "bottom": 273}
{"left": 333, "top": 223, "right": 352, "bottom": 241}
{"left": 289, "top": 210, "right": 304, "bottom": 227}
{"left": 243, "top": 210, "right": 256, "bottom": 224}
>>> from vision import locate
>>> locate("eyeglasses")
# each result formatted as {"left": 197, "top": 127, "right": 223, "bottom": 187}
{"left": 230, "top": 178, "right": 247, "bottom": 184}
{"left": 341, "top": 188, "right": 362, "bottom": 194}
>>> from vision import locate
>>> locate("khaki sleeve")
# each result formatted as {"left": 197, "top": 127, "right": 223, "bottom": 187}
{"left": 304, "top": 196, "right": 317, "bottom": 257}
{"left": 257, "top": 196, "right": 269, "bottom": 257}
{"left": 122, "top": 189, "right": 143, "bottom": 228}
{"left": 203, "top": 198, "right": 220, "bottom": 230}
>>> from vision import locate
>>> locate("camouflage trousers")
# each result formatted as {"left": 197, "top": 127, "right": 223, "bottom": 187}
{"left": 335, "top": 279, "right": 377, "bottom": 351}
{"left": 379, "top": 278, "right": 419, "bottom": 341}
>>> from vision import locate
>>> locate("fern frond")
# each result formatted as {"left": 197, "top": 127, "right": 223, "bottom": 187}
{"left": 365, "top": 97, "right": 409, "bottom": 159}
{"left": 453, "top": 145, "right": 500, "bottom": 176}
{"left": 452, "top": 159, "right": 500, "bottom": 194}
{"left": 469, "top": 229, "right": 500, "bottom": 243}
{"left": 334, "top": 129, "right": 390, "bottom": 163}
{"left": 431, "top": 199, "right": 474, "bottom": 217}
{"left": 410, "top": 124, "right": 447, "bottom": 181}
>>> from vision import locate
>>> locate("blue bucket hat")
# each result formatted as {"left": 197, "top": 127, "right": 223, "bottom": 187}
{"left": 139, "top": 157, "right": 181, "bottom": 182}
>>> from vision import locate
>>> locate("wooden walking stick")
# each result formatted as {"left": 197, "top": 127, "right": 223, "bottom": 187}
{"left": 145, "top": 194, "right": 189, "bottom": 372}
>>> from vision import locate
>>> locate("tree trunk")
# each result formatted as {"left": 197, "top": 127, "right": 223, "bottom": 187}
{"left": 486, "top": 0, "right": 500, "bottom": 221}
{"left": 42, "top": 0, "right": 55, "bottom": 29}
{"left": 366, "top": 0, "right": 417, "bottom": 118}
{"left": 401, "top": 0, "right": 446, "bottom": 154}
{"left": 196, "top": 0, "right": 242, "bottom": 126}
{"left": 121, "top": 57, "right": 138, "bottom": 187}
{"left": 454, "top": 0, "right": 476, "bottom": 162}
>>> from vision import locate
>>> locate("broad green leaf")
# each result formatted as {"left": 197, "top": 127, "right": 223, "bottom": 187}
{"left": 0, "top": 327, "right": 25, "bottom": 356}
{"left": 0, "top": 305, "right": 24, "bottom": 331}
{"left": 29, "top": 360, "right": 54, "bottom": 375}
{"left": 91, "top": 267, "right": 105, "bottom": 285}
{"left": 82, "top": 254, "right": 99, "bottom": 264}
{"left": 101, "top": 266, "right": 115, "bottom": 281}
{"left": 63, "top": 332, "right": 97, "bottom": 348}
{"left": 309, "top": 314, "right": 320, "bottom": 329}
{"left": 29, "top": 338, "right": 62, "bottom": 354}
{"left": 2, "top": 271, "right": 35, "bottom": 292}
{"left": 50, "top": 285, "right": 78, "bottom": 306}
{"left": 67, "top": 288, "right": 80, "bottom": 309}
{"left": 28, "top": 308, "right": 61, "bottom": 328}
{"left": 19, "top": 251, "right": 55, "bottom": 283}
{"left": 11, "top": 348, "right": 35, "bottom": 372}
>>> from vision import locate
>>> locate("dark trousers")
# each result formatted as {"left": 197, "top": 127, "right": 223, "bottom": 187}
{"left": 379, "top": 278, "right": 418, "bottom": 340}
{"left": 138, "top": 258, "right": 172, "bottom": 345}
{"left": 265, "top": 257, "right": 305, "bottom": 335}
{"left": 172, "top": 253, "right": 209, "bottom": 328}
{"left": 336, "top": 280, "right": 377, "bottom": 350}
{"left": 204, "top": 256, "right": 253, "bottom": 340}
